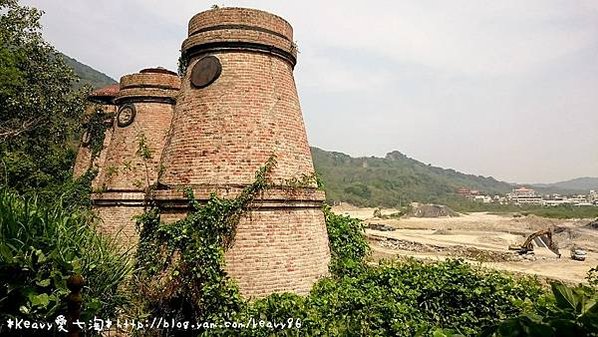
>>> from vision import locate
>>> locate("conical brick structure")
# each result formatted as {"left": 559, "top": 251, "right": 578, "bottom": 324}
{"left": 73, "top": 84, "right": 119, "bottom": 183}
{"left": 91, "top": 68, "right": 180, "bottom": 243}
{"left": 155, "top": 8, "right": 330, "bottom": 297}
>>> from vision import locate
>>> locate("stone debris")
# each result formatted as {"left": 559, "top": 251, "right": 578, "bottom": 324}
{"left": 408, "top": 203, "right": 459, "bottom": 218}
{"left": 586, "top": 219, "right": 598, "bottom": 230}
{"left": 368, "top": 235, "right": 521, "bottom": 262}
{"left": 367, "top": 223, "right": 396, "bottom": 231}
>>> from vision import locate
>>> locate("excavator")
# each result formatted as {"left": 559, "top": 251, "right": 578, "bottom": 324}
{"left": 509, "top": 228, "right": 562, "bottom": 258}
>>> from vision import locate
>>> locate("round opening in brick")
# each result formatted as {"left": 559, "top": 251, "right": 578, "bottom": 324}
{"left": 116, "top": 104, "right": 136, "bottom": 127}
{"left": 81, "top": 130, "right": 91, "bottom": 146}
{"left": 190, "top": 55, "right": 222, "bottom": 88}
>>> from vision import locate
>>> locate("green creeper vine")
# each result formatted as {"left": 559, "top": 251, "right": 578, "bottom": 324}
{"left": 134, "top": 156, "right": 277, "bottom": 326}
{"left": 134, "top": 131, "right": 154, "bottom": 197}
{"left": 281, "top": 171, "right": 324, "bottom": 190}
{"left": 85, "top": 107, "right": 110, "bottom": 160}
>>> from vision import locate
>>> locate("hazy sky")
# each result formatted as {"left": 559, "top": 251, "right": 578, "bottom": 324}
{"left": 22, "top": 0, "right": 598, "bottom": 184}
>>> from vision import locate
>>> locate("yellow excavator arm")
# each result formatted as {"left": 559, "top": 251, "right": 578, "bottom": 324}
{"left": 518, "top": 228, "right": 561, "bottom": 258}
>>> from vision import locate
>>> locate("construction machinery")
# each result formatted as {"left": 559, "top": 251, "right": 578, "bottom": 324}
{"left": 509, "top": 228, "right": 561, "bottom": 258}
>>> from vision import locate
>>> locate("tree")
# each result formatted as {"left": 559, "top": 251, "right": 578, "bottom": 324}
{"left": 0, "top": 0, "right": 87, "bottom": 201}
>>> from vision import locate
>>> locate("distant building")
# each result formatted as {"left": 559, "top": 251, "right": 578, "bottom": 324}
{"left": 507, "top": 187, "right": 542, "bottom": 204}
{"left": 457, "top": 187, "right": 471, "bottom": 197}
{"left": 473, "top": 195, "right": 492, "bottom": 203}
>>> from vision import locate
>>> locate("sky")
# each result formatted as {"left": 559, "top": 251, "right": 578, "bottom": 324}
{"left": 22, "top": 0, "right": 598, "bottom": 184}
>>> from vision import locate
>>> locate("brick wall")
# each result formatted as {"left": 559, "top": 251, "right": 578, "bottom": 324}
{"left": 73, "top": 103, "right": 116, "bottom": 180}
{"left": 94, "top": 204, "right": 144, "bottom": 247}
{"left": 96, "top": 70, "right": 179, "bottom": 191}
{"left": 226, "top": 207, "right": 330, "bottom": 297}
{"left": 79, "top": 8, "right": 331, "bottom": 298}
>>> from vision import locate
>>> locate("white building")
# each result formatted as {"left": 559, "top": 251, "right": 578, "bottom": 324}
{"left": 507, "top": 187, "right": 542, "bottom": 204}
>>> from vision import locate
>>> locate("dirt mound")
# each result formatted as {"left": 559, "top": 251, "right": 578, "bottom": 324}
{"left": 409, "top": 203, "right": 458, "bottom": 218}
{"left": 367, "top": 234, "right": 520, "bottom": 262}
{"left": 367, "top": 223, "right": 396, "bottom": 231}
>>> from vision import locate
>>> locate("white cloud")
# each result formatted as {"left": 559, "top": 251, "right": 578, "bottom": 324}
{"left": 19, "top": 0, "right": 598, "bottom": 182}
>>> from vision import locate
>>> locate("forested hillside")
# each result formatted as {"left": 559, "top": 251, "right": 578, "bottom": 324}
{"left": 61, "top": 54, "right": 116, "bottom": 89}
{"left": 311, "top": 147, "right": 513, "bottom": 207}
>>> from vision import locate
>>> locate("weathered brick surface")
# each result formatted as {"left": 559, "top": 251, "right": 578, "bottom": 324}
{"left": 78, "top": 8, "right": 330, "bottom": 298}
{"left": 96, "top": 69, "right": 179, "bottom": 191}
{"left": 187, "top": 7, "right": 293, "bottom": 41}
{"left": 90, "top": 69, "right": 179, "bottom": 254}
{"left": 158, "top": 202, "right": 330, "bottom": 297}
{"left": 93, "top": 204, "right": 143, "bottom": 247}
{"left": 159, "top": 53, "right": 312, "bottom": 187}
{"left": 226, "top": 208, "right": 330, "bottom": 297}
{"left": 156, "top": 8, "right": 330, "bottom": 297}
{"left": 73, "top": 103, "right": 117, "bottom": 180}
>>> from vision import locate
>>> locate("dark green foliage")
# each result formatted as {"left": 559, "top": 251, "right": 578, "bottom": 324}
{"left": 323, "top": 206, "right": 370, "bottom": 274}
{"left": 303, "top": 259, "right": 544, "bottom": 337}
{"left": 0, "top": 190, "right": 133, "bottom": 334}
{"left": 212, "top": 259, "right": 545, "bottom": 337}
{"left": 311, "top": 147, "right": 512, "bottom": 207}
{"left": 442, "top": 198, "right": 598, "bottom": 219}
{"left": 135, "top": 158, "right": 276, "bottom": 331}
{"left": 134, "top": 168, "right": 550, "bottom": 336}
{"left": 0, "top": 0, "right": 88, "bottom": 204}
{"left": 484, "top": 280, "right": 598, "bottom": 337}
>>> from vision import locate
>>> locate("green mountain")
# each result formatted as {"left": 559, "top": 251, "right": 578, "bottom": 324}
{"left": 311, "top": 147, "right": 513, "bottom": 207}
{"left": 532, "top": 177, "right": 598, "bottom": 193}
{"left": 61, "top": 54, "right": 116, "bottom": 89}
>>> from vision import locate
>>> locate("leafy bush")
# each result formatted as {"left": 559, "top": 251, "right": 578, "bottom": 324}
{"left": 200, "top": 210, "right": 544, "bottom": 337}
{"left": 484, "top": 281, "right": 598, "bottom": 337}
{"left": 323, "top": 206, "right": 370, "bottom": 275}
{"left": 213, "top": 259, "right": 544, "bottom": 337}
{"left": 1, "top": 0, "right": 89, "bottom": 204}
{"left": 0, "top": 190, "right": 133, "bottom": 332}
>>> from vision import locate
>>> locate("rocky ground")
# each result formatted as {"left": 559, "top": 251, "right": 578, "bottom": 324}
{"left": 332, "top": 204, "right": 598, "bottom": 283}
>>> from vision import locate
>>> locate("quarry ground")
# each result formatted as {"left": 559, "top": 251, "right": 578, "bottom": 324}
{"left": 332, "top": 205, "right": 598, "bottom": 284}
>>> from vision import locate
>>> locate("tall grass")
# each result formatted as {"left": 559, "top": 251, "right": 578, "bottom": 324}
{"left": 0, "top": 189, "right": 133, "bottom": 325}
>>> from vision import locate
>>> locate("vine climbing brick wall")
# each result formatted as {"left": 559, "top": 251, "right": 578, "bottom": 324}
{"left": 87, "top": 69, "right": 180, "bottom": 246}
{"left": 73, "top": 100, "right": 117, "bottom": 180}
{"left": 95, "top": 69, "right": 179, "bottom": 191}
{"left": 77, "top": 7, "right": 331, "bottom": 298}
{"left": 154, "top": 7, "right": 331, "bottom": 297}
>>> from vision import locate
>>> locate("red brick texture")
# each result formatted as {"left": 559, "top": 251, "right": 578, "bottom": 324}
{"left": 227, "top": 208, "right": 330, "bottom": 297}
{"left": 93, "top": 204, "right": 144, "bottom": 247}
{"left": 78, "top": 7, "right": 330, "bottom": 298}
{"left": 96, "top": 70, "right": 179, "bottom": 191}
{"left": 89, "top": 69, "right": 179, "bottom": 247}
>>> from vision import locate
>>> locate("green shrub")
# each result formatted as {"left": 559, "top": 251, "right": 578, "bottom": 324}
{"left": 216, "top": 259, "right": 545, "bottom": 337}
{"left": 204, "top": 210, "right": 544, "bottom": 336}
{"left": 0, "top": 190, "right": 133, "bottom": 332}
{"left": 323, "top": 206, "right": 370, "bottom": 275}
{"left": 484, "top": 281, "right": 598, "bottom": 337}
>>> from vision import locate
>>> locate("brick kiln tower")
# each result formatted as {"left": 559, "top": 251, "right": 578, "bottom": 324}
{"left": 74, "top": 84, "right": 119, "bottom": 184}
{"left": 90, "top": 68, "right": 180, "bottom": 243}
{"left": 154, "top": 7, "right": 330, "bottom": 297}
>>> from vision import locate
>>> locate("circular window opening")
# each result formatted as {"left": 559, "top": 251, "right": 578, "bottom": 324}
{"left": 117, "top": 104, "right": 136, "bottom": 127}
{"left": 190, "top": 55, "right": 222, "bottom": 88}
